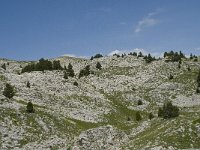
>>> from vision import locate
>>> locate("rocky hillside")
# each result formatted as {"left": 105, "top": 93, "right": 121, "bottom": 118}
{"left": 0, "top": 55, "right": 200, "bottom": 150}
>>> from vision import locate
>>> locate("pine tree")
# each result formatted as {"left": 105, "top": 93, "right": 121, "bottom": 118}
{"left": 163, "top": 52, "right": 168, "bottom": 58}
{"left": 138, "top": 52, "right": 143, "bottom": 57}
{"left": 158, "top": 101, "right": 179, "bottom": 119}
{"left": 3, "top": 83, "right": 15, "bottom": 99}
{"left": 96, "top": 62, "right": 102, "bottom": 70}
{"left": 67, "top": 63, "right": 75, "bottom": 77}
{"left": 53, "top": 60, "right": 63, "bottom": 70}
{"left": 26, "top": 101, "right": 34, "bottom": 113}
{"left": 1, "top": 63, "right": 6, "bottom": 70}
{"left": 26, "top": 81, "right": 30, "bottom": 88}
{"left": 197, "top": 70, "right": 200, "bottom": 87}
{"left": 169, "top": 74, "right": 174, "bottom": 80}
{"left": 190, "top": 53, "right": 193, "bottom": 59}
{"left": 178, "top": 63, "right": 181, "bottom": 69}
{"left": 79, "top": 65, "right": 90, "bottom": 78}
{"left": 64, "top": 71, "right": 68, "bottom": 79}
{"left": 138, "top": 100, "right": 143, "bottom": 105}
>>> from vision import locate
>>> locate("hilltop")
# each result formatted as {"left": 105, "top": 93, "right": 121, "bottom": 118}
{"left": 0, "top": 52, "right": 200, "bottom": 150}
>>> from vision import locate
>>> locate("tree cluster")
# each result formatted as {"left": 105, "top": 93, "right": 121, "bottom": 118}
{"left": 143, "top": 54, "right": 156, "bottom": 63}
{"left": 90, "top": 54, "right": 103, "bottom": 60}
{"left": 113, "top": 53, "right": 121, "bottom": 57}
{"left": 79, "top": 65, "right": 90, "bottom": 78}
{"left": 163, "top": 51, "right": 185, "bottom": 62}
{"left": 158, "top": 101, "right": 179, "bottom": 119}
{"left": 128, "top": 52, "right": 137, "bottom": 56}
{"left": 21, "top": 58, "right": 63, "bottom": 73}
{"left": 190, "top": 53, "right": 198, "bottom": 60}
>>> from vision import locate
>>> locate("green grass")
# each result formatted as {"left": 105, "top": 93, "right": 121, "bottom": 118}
{"left": 103, "top": 92, "right": 147, "bottom": 131}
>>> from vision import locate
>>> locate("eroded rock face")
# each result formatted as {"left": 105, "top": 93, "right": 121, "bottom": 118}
{"left": 72, "top": 125, "right": 128, "bottom": 150}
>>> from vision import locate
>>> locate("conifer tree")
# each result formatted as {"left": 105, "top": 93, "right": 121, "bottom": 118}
{"left": 197, "top": 70, "right": 200, "bottom": 87}
{"left": 138, "top": 52, "right": 143, "bottom": 57}
{"left": 64, "top": 71, "right": 68, "bottom": 79}
{"left": 67, "top": 63, "right": 75, "bottom": 77}
{"left": 26, "top": 81, "right": 30, "bottom": 88}
{"left": 26, "top": 101, "right": 34, "bottom": 113}
{"left": 158, "top": 101, "right": 179, "bottom": 119}
{"left": 96, "top": 62, "right": 102, "bottom": 70}
{"left": 138, "top": 100, "right": 143, "bottom": 105}
{"left": 3, "top": 83, "right": 15, "bottom": 99}
{"left": 1, "top": 63, "right": 6, "bottom": 70}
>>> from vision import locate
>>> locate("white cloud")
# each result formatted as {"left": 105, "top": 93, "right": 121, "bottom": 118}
{"left": 108, "top": 48, "right": 163, "bottom": 58}
{"left": 135, "top": 10, "right": 160, "bottom": 33}
{"left": 108, "top": 50, "right": 129, "bottom": 56}
{"left": 61, "top": 54, "right": 88, "bottom": 59}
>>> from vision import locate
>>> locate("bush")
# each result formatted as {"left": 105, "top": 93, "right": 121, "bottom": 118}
{"left": 73, "top": 81, "right": 78, "bottom": 86}
{"left": 3, "top": 83, "right": 15, "bottom": 99}
{"left": 194, "top": 58, "right": 198, "bottom": 62}
{"left": 135, "top": 111, "right": 142, "bottom": 121}
{"left": 144, "top": 54, "right": 156, "bottom": 63}
{"left": 148, "top": 112, "right": 154, "bottom": 120}
{"left": 138, "top": 100, "right": 143, "bottom": 105}
{"left": 26, "top": 101, "right": 34, "bottom": 113}
{"left": 158, "top": 101, "right": 179, "bottom": 119}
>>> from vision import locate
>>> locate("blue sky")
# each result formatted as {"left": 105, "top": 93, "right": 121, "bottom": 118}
{"left": 0, "top": 0, "right": 200, "bottom": 60}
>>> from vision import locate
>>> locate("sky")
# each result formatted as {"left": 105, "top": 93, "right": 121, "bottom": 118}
{"left": 0, "top": 0, "right": 200, "bottom": 60}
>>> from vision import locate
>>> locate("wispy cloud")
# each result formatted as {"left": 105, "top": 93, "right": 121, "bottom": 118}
{"left": 61, "top": 54, "right": 89, "bottom": 59}
{"left": 120, "top": 22, "right": 127, "bottom": 25}
{"left": 195, "top": 47, "right": 200, "bottom": 51}
{"left": 135, "top": 9, "right": 161, "bottom": 33}
{"left": 108, "top": 48, "right": 163, "bottom": 58}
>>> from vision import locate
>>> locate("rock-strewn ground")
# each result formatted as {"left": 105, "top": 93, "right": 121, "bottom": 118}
{"left": 0, "top": 55, "right": 200, "bottom": 149}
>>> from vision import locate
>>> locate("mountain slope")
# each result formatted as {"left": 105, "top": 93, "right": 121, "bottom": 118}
{"left": 0, "top": 55, "right": 200, "bottom": 150}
